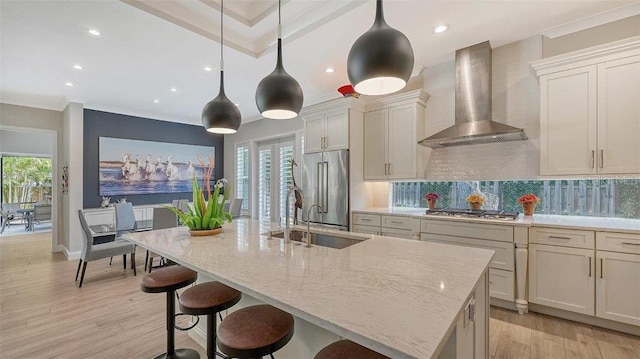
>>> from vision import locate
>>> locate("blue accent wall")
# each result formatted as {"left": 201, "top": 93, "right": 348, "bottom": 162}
{"left": 83, "top": 110, "right": 223, "bottom": 208}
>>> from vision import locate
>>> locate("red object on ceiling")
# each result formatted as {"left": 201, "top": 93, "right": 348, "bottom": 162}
{"left": 338, "top": 85, "right": 360, "bottom": 98}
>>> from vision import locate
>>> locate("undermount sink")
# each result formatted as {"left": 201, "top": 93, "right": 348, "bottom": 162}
{"left": 270, "top": 230, "right": 365, "bottom": 249}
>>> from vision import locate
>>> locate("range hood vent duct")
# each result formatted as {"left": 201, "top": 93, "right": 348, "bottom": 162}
{"left": 419, "top": 41, "right": 527, "bottom": 148}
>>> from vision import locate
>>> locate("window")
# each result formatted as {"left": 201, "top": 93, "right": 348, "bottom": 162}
{"left": 235, "top": 144, "right": 249, "bottom": 211}
{"left": 392, "top": 179, "right": 640, "bottom": 219}
{"left": 257, "top": 137, "right": 296, "bottom": 222}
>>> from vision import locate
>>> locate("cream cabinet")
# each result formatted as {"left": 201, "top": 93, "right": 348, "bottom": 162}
{"left": 302, "top": 98, "right": 364, "bottom": 154}
{"left": 362, "top": 90, "right": 428, "bottom": 180}
{"left": 351, "top": 212, "right": 418, "bottom": 240}
{"left": 595, "top": 231, "right": 640, "bottom": 326}
{"left": 532, "top": 38, "right": 640, "bottom": 176}
{"left": 529, "top": 244, "right": 595, "bottom": 315}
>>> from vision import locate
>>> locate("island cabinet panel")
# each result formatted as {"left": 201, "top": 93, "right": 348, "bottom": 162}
{"left": 529, "top": 244, "right": 595, "bottom": 315}
{"left": 421, "top": 219, "right": 514, "bottom": 243}
{"left": 489, "top": 268, "right": 515, "bottom": 301}
{"left": 596, "top": 251, "right": 640, "bottom": 326}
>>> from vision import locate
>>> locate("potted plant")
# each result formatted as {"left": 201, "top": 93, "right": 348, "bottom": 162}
{"left": 466, "top": 193, "right": 485, "bottom": 210}
{"left": 517, "top": 194, "right": 540, "bottom": 216}
{"left": 165, "top": 156, "right": 233, "bottom": 236}
{"left": 424, "top": 193, "right": 439, "bottom": 210}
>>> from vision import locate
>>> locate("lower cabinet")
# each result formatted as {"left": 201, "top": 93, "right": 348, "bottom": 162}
{"left": 351, "top": 212, "right": 418, "bottom": 240}
{"left": 596, "top": 251, "right": 640, "bottom": 326}
{"left": 529, "top": 244, "right": 595, "bottom": 315}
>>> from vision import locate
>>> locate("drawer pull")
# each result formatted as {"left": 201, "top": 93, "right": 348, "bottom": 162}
{"left": 390, "top": 220, "right": 403, "bottom": 224}
{"left": 622, "top": 242, "right": 640, "bottom": 246}
{"left": 360, "top": 218, "right": 372, "bottom": 222}
{"left": 588, "top": 256, "right": 592, "bottom": 277}
{"left": 549, "top": 235, "right": 571, "bottom": 240}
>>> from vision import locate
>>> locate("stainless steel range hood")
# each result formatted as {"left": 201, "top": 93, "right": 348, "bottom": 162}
{"left": 419, "top": 41, "right": 527, "bottom": 148}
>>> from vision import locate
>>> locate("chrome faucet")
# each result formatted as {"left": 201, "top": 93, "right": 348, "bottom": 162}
{"left": 284, "top": 186, "right": 304, "bottom": 242}
{"left": 305, "top": 204, "right": 323, "bottom": 248}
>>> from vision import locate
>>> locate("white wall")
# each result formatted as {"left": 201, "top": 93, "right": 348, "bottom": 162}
{"left": 0, "top": 103, "right": 63, "bottom": 250}
{"left": 423, "top": 36, "right": 542, "bottom": 181}
{"left": 0, "top": 129, "right": 54, "bottom": 156}
{"left": 62, "top": 102, "right": 84, "bottom": 256}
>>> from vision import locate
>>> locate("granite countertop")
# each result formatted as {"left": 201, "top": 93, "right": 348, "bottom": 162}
{"left": 354, "top": 208, "right": 640, "bottom": 233}
{"left": 123, "top": 219, "right": 494, "bottom": 359}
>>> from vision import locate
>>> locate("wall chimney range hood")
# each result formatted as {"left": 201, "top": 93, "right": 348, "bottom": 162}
{"left": 419, "top": 41, "right": 527, "bottom": 148}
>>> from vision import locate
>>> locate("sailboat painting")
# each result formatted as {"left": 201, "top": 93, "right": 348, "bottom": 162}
{"left": 99, "top": 137, "right": 214, "bottom": 195}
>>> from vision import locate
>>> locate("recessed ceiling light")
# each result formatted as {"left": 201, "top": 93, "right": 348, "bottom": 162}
{"left": 88, "top": 29, "right": 101, "bottom": 36}
{"left": 433, "top": 24, "right": 449, "bottom": 34}
{"left": 325, "top": 67, "right": 335, "bottom": 73}
{"left": 153, "top": 99, "right": 160, "bottom": 103}
{"left": 170, "top": 88, "right": 177, "bottom": 92}
{"left": 73, "top": 64, "right": 83, "bottom": 70}
{"left": 65, "top": 82, "right": 74, "bottom": 87}
{"left": 204, "top": 66, "right": 212, "bottom": 72}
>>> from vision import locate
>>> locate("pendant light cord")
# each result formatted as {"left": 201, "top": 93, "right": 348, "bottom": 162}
{"left": 278, "top": 0, "right": 282, "bottom": 39}
{"left": 220, "top": 0, "right": 224, "bottom": 71}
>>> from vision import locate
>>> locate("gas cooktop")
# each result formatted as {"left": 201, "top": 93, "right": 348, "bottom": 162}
{"left": 424, "top": 208, "right": 520, "bottom": 220}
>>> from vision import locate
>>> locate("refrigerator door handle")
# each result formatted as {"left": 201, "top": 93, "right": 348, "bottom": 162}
{"left": 323, "top": 161, "right": 329, "bottom": 213}
{"left": 316, "top": 161, "right": 323, "bottom": 212}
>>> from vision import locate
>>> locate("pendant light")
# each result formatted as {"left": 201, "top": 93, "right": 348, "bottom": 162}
{"left": 202, "top": 0, "right": 241, "bottom": 134}
{"left": 347, "top": 0, "right": 414, "bottom": 95}
{"left": 255, "top": 0, "right": 303, "bottom": 120}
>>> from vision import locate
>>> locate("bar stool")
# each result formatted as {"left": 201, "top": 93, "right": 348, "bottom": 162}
{"left": 216, "top": 304, "right": 294, "bottom": 359}
{"left": 178, "top": 281, "right": 242, "bottom": 359}
{"left": 141, "top": 265, "right": 199, "bottom": 359}
{"left": 315, "top": 340, "right": 389, "bottom": 359}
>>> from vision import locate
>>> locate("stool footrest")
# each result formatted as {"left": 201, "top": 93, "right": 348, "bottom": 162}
{"left": 174, "top": 313, "right": 199, "bottom": 331}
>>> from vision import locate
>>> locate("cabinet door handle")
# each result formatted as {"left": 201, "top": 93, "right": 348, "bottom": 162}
{"left": 549, "top": 235, "right": 571, "bottom": 240}
{"left": 324, "top": 137, "right": 328, "bottom": 148}
{"left": 588, "top": 256, "right": 592, "bottom": 277}
{"left": 384, "top": 163, "right": 388, "bottom": 175}
{"left": 600, "top": 258, "right": 604, "bottom": 279}
{"left": 591, "top": 150, "right": 595, "bottom": 169}
{"left": 600, "top": 149, "right": 604, "bottom": 168}
{"left": 622, "top": 242, "right": 640, "bottom": 246}
{"left": 388, "top": 163, "right": 392, "bottom": 176}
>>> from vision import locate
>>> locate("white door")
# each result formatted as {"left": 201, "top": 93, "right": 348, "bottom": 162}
{"left": 387, "top": 104, "right": 416, "bottom": 179}
{"left": 539, "top": 66, "right": 597, "bottom": 176}
{"left": 303, "top": 115, "right": 325, "bottom": 154}
{"left": 257, "top": 138, "right": 296, "bottom": 223}
{"left": 597, "top": 55, "right": 640, "bottom": 174}
{"left": 324, "top": 111, "right": 349, "bottom": 151}
{"left": 363, "top": 109, "right": 388, "bottom": 180}
{"left": 596, "top": 251, "right": 640, "bottom": 326}
{"left": 529, "top": 244, "right": 595, "bottom": 315}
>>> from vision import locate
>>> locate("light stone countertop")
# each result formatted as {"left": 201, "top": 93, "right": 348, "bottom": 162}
{"left": 124, "top": 218, "right": 494, "bottom": 359}
{"left": 355, "top": 208, "right": 640, "bottom": 233}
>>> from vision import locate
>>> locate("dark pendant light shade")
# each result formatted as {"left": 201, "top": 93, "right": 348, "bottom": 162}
{"left": 202, "top": 0, "right": 241, "bottom": 134}
{"left": 202, "top": 72, "right": 241, "bottom": 134}
{"left": 347, "top": 0, "right": 414, "bottom": 96}
{"left": 255, "top": 0, "right": 304, "bottom": 120}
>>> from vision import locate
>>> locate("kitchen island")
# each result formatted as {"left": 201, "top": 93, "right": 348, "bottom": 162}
{"left": 124, "top": 218, "right": 494, "bottom": 358}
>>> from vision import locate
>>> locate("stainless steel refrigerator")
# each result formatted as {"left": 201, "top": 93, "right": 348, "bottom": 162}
{"left": 301, "top": 149, "right": 349, "bottom": 230}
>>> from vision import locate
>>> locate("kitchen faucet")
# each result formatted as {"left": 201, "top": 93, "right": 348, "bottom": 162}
{"left": 284, "top": 186, "right": 304, "bottom": 242}
{"left": 305, "top": 204, "right": 323, "bottom": 248}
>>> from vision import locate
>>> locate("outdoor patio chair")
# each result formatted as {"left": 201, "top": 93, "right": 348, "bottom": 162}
{"left": 1, "top": 203, "right": 24, "bottom": 234}
{"left": 31, "top": 204, "right": 52, "bottom": 231}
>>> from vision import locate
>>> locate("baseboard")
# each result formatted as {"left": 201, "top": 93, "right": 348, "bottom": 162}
{"left": 529, "top": 303, "right": 640, "bottom": 336}
{"left": 58, "top": 245, "right": 81, "bottom": 260}
{"left": 490, "top": 298, "right": 519, "bottom": 312}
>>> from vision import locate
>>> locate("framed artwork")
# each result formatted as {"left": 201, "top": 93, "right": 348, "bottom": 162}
{"left": 99, "top": 137, "right": 214, "bottom": 196}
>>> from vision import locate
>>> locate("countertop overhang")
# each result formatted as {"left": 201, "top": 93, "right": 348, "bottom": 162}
{"left": 124, "top": 219, "right": 494, "bottom": 358}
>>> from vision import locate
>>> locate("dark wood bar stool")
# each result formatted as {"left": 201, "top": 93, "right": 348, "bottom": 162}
{"left": 315, "top": 340, "right": 389, "bottom": 359}
{"left": 178, "top": 281, "right": 242, "bottom": 359}
{"left": 141, "top": 265, "right": 199, "bottom": 359}
{"left": 216, "top": 304, "right": 294, "bottom": 359}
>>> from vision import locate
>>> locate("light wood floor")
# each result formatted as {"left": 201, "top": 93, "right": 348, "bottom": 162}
{"left": 1, "top": 233, "right": 639, "bottom": 359}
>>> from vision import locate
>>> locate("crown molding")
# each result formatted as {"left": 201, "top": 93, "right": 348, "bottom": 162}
{"left": 531, "top": 36, "right": 640, "bottom": 77}
{"left": 540, "top": 3, "right": 640, "bottom": 39}
{"left": 364, "top": 89, "right": 430, "bottom": 112}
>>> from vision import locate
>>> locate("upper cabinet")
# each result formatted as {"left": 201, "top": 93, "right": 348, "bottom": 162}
{"left": 363, "top": 89, "right": 429, "bottom": 180}
{"left": 302, "top": 98, "right": 365, "bottom": 153}
{"left": 532, "top": 37, "right": 640, "bottom": 176}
